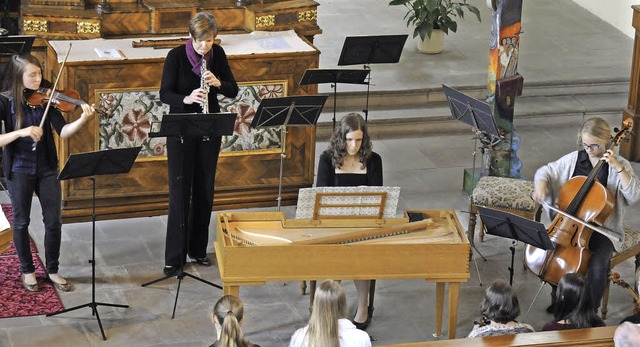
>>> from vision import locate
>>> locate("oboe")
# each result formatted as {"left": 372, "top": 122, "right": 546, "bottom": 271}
{"left": 200, "top": 56, "right": 209, "bottom": 114}
{"left": 200, "top": 57, "right": 210, "bottom": 141}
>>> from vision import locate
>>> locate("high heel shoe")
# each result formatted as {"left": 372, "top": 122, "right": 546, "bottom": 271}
{"left": 352, "top": 314, "right": 371, "bottom": 330}
{"left": 21, "top": 274, "right": 40, "bottom": 292}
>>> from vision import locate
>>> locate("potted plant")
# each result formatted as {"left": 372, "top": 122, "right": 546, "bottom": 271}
{"left": 389, "top": 0, "right": 481, "bottom": 53}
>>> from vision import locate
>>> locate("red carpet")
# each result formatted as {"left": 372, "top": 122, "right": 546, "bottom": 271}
{"left": 0, "top": 204, "right": 65, "bottom": 318}
{"left": 0, "top": 256, "right": 65, "bottom": 318}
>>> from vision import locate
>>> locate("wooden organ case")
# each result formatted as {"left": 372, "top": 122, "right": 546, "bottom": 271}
{"left": 18, "top": 0, "right": 322, "bottom": 222}
{"left": 214, "top": 210, "right": 471, "bottom": 339}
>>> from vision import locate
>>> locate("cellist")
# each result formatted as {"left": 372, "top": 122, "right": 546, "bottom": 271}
{"left": 532, "top": 117, "right": 640, "bottom": 312}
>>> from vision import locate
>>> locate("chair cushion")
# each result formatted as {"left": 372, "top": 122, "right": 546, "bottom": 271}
{"left": 616, "top": 227, "right": 640, "bottom": 255}
{"left": 472, "top": 176, "right": 538, "bottom": 212}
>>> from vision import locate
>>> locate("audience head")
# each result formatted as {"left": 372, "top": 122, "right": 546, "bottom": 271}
{"left": 307, "top": 280, "right": 348, "bottom": 347}
{"left": 212, "top": 295, "right": 253, "bottom": 347}
{"left": 555, "top": 272, "right": 600, "bottom": 329}
{"left": 327, "top": 112, "right": 373, "bottom": 168}
{"left": 480, "top": 280, "right": 520, "bottom": 324}
{"left": 615, "top": 322, "right": 640, "bottom": 347}
{"left": 577, "top": 117, "right": 611, "bottom": 156}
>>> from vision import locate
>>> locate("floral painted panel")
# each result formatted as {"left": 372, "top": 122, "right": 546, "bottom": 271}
{"left": 96, "top": 81, "right": 287, "bottom": 159}
{"left": 98, "top": 90, "right": 168, "bottom": 158}
{"left": 218, "top": 81, "right": 286, "bottom": 153}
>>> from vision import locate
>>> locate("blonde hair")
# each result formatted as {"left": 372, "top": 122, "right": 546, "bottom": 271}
{"left": 305, "top": 280, "right": 348, "bottom": 347}
{"left": 189, "top": 12, "right": 218, "bottom": 40}
{"left": 578, "top": 117, "right": 612, "bottom": 148}
{"left": 213, "top": 295, "right": 253, "bottom": 347}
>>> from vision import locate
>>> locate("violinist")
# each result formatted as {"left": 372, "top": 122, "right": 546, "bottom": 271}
{"left": 0, "top": 53, "right": 95, "bottom": 292}
{"left": 532, "top": 117, "right": 640, "bottom": 311}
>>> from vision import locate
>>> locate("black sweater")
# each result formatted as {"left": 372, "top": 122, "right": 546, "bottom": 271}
{"left": 160, "top": 44, "right": 239, "bottom": 114}
{"left": 316, "top": 151, "right": 383, "bottom": 187}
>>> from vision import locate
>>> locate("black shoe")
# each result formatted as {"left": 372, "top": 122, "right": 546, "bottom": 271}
{"left": 352, "top": 315, "right": 371, "bottom": 330}
{"left": 163, "top": 265, "right": 180, "bottom": 277}
{"left": 191, "top": 257, "right": 212, "bottom": 267}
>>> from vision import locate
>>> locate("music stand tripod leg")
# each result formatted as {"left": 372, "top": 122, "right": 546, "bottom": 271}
{"left": 523, "top": 281, "right": 546, "bottom": 321}
{"left": 47, "top": 177, "right": 129, "bottom": 341}
{"left": 141, "top": 137, "right": 222, "bottom": 318}
{"left": 277, "top": 126, "right": 286, "bottom": 211}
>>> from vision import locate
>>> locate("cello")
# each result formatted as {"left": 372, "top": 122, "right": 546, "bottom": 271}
{"left": 524, "top": 119, "right": 634, "bottom": 285}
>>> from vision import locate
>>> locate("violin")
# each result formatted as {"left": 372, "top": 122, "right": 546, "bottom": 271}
{"left": 27, "top": 87, "right": 86, "bottom": 113}
{"left": 524, "top": 119, "right": 634, "bottom": 285}
{"left": 611, "top": 272, "right": 640, "bottom": 314}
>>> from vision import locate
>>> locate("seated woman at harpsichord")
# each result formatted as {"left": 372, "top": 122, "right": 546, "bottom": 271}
{"left": 542, "top": 273, "right": 605, "bottom": 331}
{"left": 289, "top": 280, "right": 371, "bottom": 347}
{"left": 316, "top": 112, "right": 382, "bottom": 330}
{"left": 210, "top": 295, "right": 260, "bottom": 347}
{"left": 467, "top": 280, "right": 534, "bottom": 338}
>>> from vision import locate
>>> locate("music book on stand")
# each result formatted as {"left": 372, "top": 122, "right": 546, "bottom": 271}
{"left": 300, "top": 69, "right": 370, "bottom": 86}
{"left": 338, "top": 35, "right": 408, "bottom": 66}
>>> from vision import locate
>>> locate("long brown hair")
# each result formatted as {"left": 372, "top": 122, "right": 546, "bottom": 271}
{"left": 1, "top": 54, "right": 42, "bottom": 129}
{"left": 326, "top": 112, "right": 373, "bottom": 169}
{"left": 305, "top": 280, "right": 348, "bottom": 347}
{"left": 213, "top": 295, "right": 254, "bottom": 347}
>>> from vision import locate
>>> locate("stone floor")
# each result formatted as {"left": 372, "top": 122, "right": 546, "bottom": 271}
{"left": 1, "top": 0, "right": 639, "bottom": 346}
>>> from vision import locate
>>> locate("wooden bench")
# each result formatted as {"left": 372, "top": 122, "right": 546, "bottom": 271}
{"left": 378, "top": 326, "right": 616, "bottom": 347}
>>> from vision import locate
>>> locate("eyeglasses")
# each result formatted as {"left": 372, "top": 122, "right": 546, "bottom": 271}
{"left": 582, "top": 143, "right": 601, "bottom": 151}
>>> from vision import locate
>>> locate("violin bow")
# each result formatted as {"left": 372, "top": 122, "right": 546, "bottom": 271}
{"left": 539, "top": 200, "right": 622, "bottom": 243}
{"left": 32, "top": 43, "right": 72, "bottom": 151}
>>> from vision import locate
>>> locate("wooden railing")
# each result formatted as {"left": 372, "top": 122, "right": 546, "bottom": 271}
{"left": 379, "top": 326, "right": 616, "bottom": 347}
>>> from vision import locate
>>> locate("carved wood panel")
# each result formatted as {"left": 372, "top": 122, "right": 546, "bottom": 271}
{"left": 47, "top": 46, "right": 319, "bottom": 222}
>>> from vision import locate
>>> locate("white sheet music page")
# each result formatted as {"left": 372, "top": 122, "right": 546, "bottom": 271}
{"left": 94, "top": 48, "right": 126, "bottom": 60}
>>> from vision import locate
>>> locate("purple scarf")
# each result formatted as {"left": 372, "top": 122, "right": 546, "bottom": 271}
{"left": 185, "top": 38, "right": 212, "bottom": 77}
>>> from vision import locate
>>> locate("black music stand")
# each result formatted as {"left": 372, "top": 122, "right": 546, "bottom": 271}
{"left": 300, "top": 69, "right": 370, "bottom": 129}
{"left": 337, "top": 35, "right": 408, "bottom": 122}
{"left": 0, "top": 35, "right": 35, "bottom": 56}
{"left": 443, "top": 84, "right": 500, "bottom": 137}
{"left": 143, "top": 113, "right": 235, "bottom": 318}
{"left": 251, "top": 95, "right": 327, "bottom": 210}
{"left": 47, "top": 147, "right": 141, "bottom": 341}
{"left": 478, "top": 206, "right": 553, "bottom": 285}
{"left": 444, "top": 84, "right": 503, "bottom": 273}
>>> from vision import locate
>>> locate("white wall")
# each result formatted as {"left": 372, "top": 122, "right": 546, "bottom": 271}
{"left": 573, "top": 0, "right": 635, "bottom": 38}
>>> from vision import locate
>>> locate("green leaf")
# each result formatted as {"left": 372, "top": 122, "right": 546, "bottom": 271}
{"left": 388, "top": 0, "right": 481, "bottom": 36}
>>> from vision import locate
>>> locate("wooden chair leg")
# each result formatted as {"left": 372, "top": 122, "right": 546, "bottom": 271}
{"left": 309, "top": 280, "right": 317, "bottom": 313}
{"left": 602, "top": 270, "right": 611, "bottom": 319}
{"left": 467, "top": 209, "right": 477, "bottom": 255}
